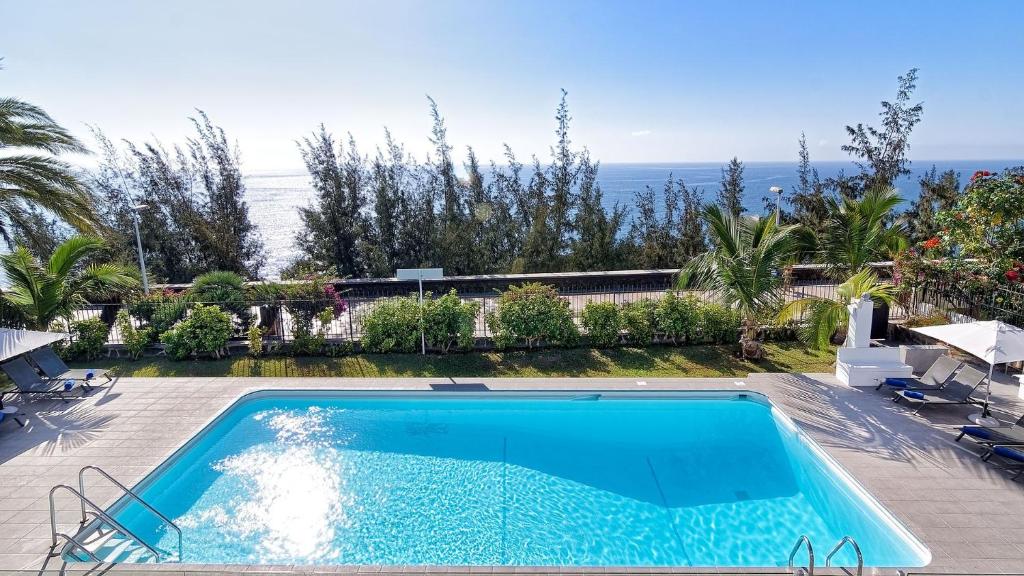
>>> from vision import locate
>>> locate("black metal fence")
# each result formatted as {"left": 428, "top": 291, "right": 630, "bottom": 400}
{"left": 902, "top": 278, "right": 1024, "bottom": 326}
{"left": 68, "top": 282, "right": 859, "bottom": 347}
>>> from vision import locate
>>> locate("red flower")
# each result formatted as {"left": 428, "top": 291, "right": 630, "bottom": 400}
{"left": 922, "top": 237, "right": 941, "bottom": 250}
{"left": 1006, "top": 270, "right": 1020, "bottom": 282}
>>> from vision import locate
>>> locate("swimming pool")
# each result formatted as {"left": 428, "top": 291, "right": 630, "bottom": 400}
{"left": 85, "top": 390, "right": 929, "bottom": 568}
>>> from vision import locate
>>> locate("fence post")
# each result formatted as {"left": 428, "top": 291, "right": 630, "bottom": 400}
{"left": 347, "top": 300, "right": 355, "bottom": 343}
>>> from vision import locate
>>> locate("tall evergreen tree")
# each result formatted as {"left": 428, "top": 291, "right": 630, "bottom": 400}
{"left": 90, "top": 112, "right": 265, "bottom": 282}
{"left": 294, "top": 127, "right": 368, "bottom": 277}
{"left": 570, "top": 156, "right": 626, "bottom": 271}
{"left": 717, "top": 156, "right": 745, "bottom": 217}
{"left": 627, "top": 176, "right": 706, "bottom": 269}
{"left": 789, "top": 132, "right": 828, "bottom": 232}
{"left": 426, "top": 96, "right": 472, "bottom": 274}
{"left": 189, "top": 111, "right": 264, "bottom": 278}
{"left": 833, "top": 68, "right": 924, "bottom": 198}
{"left": 907, "top": 166, "right": 960, "bottom": 244}
{"left": 544, "top": 89, "right": 580, "bottom": 269}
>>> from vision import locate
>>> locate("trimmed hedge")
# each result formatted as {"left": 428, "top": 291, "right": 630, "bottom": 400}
{"left": 581, "top": 301, "right": 620, "bottom": 347}
{"left": 487, "top": 283, "right": 579, "bottom": 349}
{"left": 160, "top": 304, "right": 233, "bottom": 360}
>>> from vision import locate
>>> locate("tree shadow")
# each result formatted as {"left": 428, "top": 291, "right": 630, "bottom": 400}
{"left": 0, "top": 397, "right": 117, "bottom": 464}
{"left": 765, "top": 372, "right": 1023, "bottom": 483}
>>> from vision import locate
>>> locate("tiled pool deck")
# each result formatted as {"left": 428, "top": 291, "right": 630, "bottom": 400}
{"left": 1, "top": 372, "right": 1023, "bottom": 575}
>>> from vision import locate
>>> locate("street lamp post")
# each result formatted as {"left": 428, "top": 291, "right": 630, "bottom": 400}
{"left": 769, "top": 186, "right": 783, "bottom": 225}
{"left": 130, "top": 204, "right": 150, "bottom": 294}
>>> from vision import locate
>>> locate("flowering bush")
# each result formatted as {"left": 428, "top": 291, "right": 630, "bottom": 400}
{"left": 937, "top": 168, "right": 1024, "bottom": 274}
{"left": 1005, "top": 261, "right": 1024, "bottom": 284}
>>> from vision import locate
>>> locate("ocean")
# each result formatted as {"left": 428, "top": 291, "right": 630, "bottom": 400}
{"left": 245, "top": 160, "right": 1021, "bottom": 278}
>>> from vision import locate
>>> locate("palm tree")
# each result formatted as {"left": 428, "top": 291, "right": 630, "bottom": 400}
{"left": 778, "top": 269, "right": 896, "bottom": 350}
{"left": 0, "top": 235, "right": 138, "bottom": 330}
{"left": 776, "top": 189, "right": 907, "bottom": 349}
{"left": 679, "top": 204, "right": 799, "bottom": 359}
{"left": 0, "top": 94, "right": 96, "bottom": 248}
{"left": 817, "top": 188, "right": 907, "bottom": 279}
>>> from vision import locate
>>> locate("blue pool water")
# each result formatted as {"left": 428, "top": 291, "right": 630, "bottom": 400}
{"left": 100, "top": 392, "right": 929, "bottom": 567}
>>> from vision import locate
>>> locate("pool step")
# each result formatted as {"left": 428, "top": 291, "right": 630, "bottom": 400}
{"left": 71, "top": 521, "right": 160, "bottom": 563}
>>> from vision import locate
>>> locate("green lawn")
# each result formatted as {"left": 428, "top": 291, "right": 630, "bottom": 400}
{"left": 68, "top": 342, "right": 835, "bottom": 378}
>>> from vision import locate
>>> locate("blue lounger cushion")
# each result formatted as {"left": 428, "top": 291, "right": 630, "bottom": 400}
{"left": 962, "top": 426, "right": 992, "bottom": 439}
{"left": 994, "top": 446, "right": 1024, "bottom": 463}
{"left": 903, "top": 390, "right": 926, "bottom": 400}
{"left": 885, "top": 377, "right": 915, "bottom": 388}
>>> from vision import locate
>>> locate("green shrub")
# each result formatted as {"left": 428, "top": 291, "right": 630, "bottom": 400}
{"left": 361, "top": 295, "right": 422, "bottom": 353}
{"left": 423, "top": 290, "right": 480, "bottom": 353}
{"left": 620, "top": 299, "right": 656, "bottom": 346}
{"left": 487, "top": 283, "right": 579, "bottom": 349}
{"left": 290, "top": 307, "right": 335, "bottom": 356}
{"left": 189, "top": 271, "right": 251, "bottom": 325}
{"left": 655, "top": 293, "right": 700, "bottom": 344}
{"left": 581, "top": 301, "right": 621, "bottom": 347}
{"left": 151, "top": 299, "right": 188, "bottom": 334}
{"left": 66, "top": 318, "right": 110, "bottom": 361}
{"left": 695, "top": 302, "right": 741, "bottom": 344}
{"left": 159, "top": 304, "right": 233, "bottom": 360}
{"left": 125, "top": 291, "right": 176, "bottom": 324}
{"left": 247, "top": 321, "right": 264, "bottom": 357}
{"left": 115, "top": 309, "right": 153, "bottom": 360}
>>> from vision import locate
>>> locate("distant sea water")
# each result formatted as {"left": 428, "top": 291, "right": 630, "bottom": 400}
{"left": 245, "top": 160, "right": 1022, "bottom": 279}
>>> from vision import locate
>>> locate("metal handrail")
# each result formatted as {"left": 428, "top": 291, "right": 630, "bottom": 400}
{"left": 54, "top": 530, "right": 104, "bottom": 564}
{"left": 825, "top": 535, "right": 863, "bottom": 576}
{"left": 78, "top": 465, "right": 182, "bottom": 561}
{"left": 49, "top": 484, "right": 162, "bottom": 562}
{"left": 787, "top": 534, "right": 814, "bottom": 575}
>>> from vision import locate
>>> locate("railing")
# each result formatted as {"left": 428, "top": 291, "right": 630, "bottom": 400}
{"left": 66, "top": 283, "right": 850, "bottom": 347}
{"left": 49, "top": 484, "right": 163, "bottom": 563}
{"left": 825, "top": 535, "right": 863, "bottom": 576}
{"left": 787, "top": 534, "right": 814, "bottom": 575}
{"left": 78, "top": 465, "right": 182, "bottom": 562}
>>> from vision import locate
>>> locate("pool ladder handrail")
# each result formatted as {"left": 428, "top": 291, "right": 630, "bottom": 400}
{"left": 825, "top": 535, "right": 863, "bottom": 576}
{"left": 78, "top": 465, "right": 182, "bottom": 561}
{"left": 787, "top": 534, "right": 814, "bottom": 575}
{"left": 49, "top": 484, "right": 162, "bottom": 563}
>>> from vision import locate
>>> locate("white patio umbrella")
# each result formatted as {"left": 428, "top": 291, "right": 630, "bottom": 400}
{"left": 911, "top": 320, "right": 1024, "bottom": 425}
{"left": 0, "top": 328, "right": 68, "bottom": 362}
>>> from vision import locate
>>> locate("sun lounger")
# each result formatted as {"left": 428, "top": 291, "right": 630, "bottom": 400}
{"left": 957, "top": 413, "right": 1024, "bottom": 447}
{"left": 876, "top": 355, "right": 961, "bottom": 391}
{"left": 893, "top": 365, "right": 987, "bottom": 414}
{"left": 28, "top": 346, "right": 111, "bottom": 383}
{"left": 981, "top": 445, "right": 1024, "bottom": 480}
{"left": 0, "top": 357, "right": 91, "bottom": 402}
{"left": 0, "top": 411, "right": 23, "bottom": 428}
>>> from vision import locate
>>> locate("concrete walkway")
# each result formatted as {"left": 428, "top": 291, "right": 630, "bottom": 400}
{"left": 0, "top": 372, "right": 1022, "bottom": 575}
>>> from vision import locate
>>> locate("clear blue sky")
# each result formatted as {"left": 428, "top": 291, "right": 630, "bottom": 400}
{"left": 2, "top": 0, "right": 1022, "bottom": 171}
